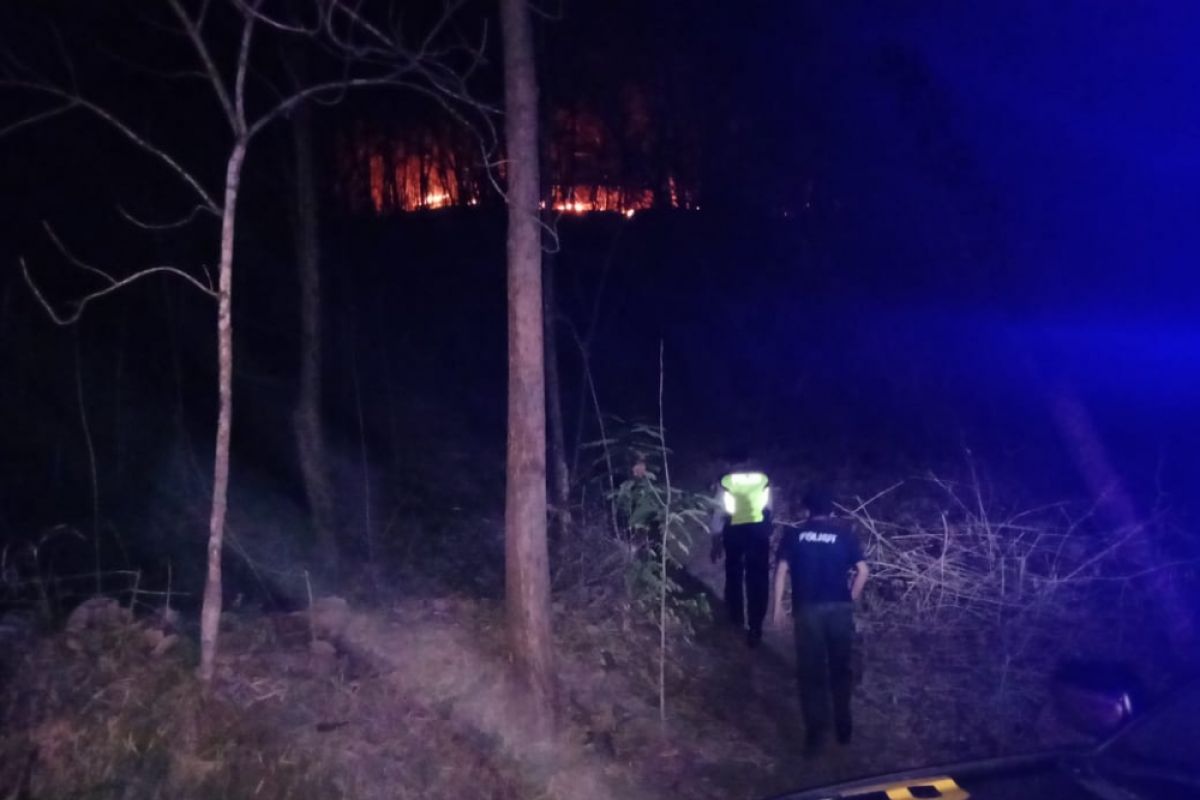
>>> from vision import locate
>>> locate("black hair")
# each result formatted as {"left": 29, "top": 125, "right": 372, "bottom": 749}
{"left": 803, "top": 485, "right": 835, "bottom": 516}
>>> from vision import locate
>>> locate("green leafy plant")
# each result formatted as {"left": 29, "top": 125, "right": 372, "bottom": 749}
{"left": 585, "top": 419, "right": 713, "bottom": 632}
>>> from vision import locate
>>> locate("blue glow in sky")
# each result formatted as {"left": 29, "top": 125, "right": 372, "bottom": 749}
{"left": 815, "top": 1, "right": 1200, "bottom": 319}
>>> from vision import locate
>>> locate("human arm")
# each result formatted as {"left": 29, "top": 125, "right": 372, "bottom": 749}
{"left": 771, "top": 558, "right": 790, "bottom": 626}
{"left": 710, "top": 533, "right": 724, "bottom": 563}
{"left": 709, "top": 488, "right": 728, "bottom": 563}
{"left": 849, "top": 560, "right": 869, "bottom": 603}
{"left": 843, "top": 523, "right": 869, "bottom": 602}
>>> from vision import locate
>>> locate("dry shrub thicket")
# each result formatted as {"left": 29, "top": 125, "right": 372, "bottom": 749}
{"left": 813, "top": 464, "right": 1194, "bottom": 748}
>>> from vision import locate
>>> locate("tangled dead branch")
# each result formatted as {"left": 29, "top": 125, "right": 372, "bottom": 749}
{"left": 840, "top": 473, "right": 1182, "bottom": 627}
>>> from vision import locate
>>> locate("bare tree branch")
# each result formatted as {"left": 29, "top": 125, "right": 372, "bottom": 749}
{"left": 230, "top": 0, "right": 321, "bottom": 36}
{"left": 246, "top": 73, "right": 437, "bottom": 139}
{"left": 118, "top": 203, "right": 216, "bottom": 231}
{"left": 3, "top": 0, "right": 501, "bottom": 319}
{"left": 196, "top": 0, "right": 213, "bottom": 30}
{"left": 47, "top": 21, "right": 79, "bottom": 93}
{"left": 168, "top": 0, "right": 238, "bottom": 130}
{"left": 21, "top": 256, "right": 216, "bottom": 327}
{"left": 233, "top": 2, "right": 257, "bottom": 129}
{"left": 0, "top": 78, "right": 222, "bottom": 213}
{"left": 324, "top": 0, "right": 397, "bottom": 57}
{"left": 417, "top": 0, "right": 468, "bottom": 57}
{"left": 0, "top": 99, "right": 77, "bottom": 139}
{"left": 94, "top": 30, "right": 211, "bottom": 84}
{"left": 42, "top": 221, "right": 216, "bottom": 294}
{"left": 529, "top": 0, "right": 566, "bottom": 22}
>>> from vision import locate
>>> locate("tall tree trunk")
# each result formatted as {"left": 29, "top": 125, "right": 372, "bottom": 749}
{"left": 543, "top": 251, "right": 571, "bottom": 538}
{"left": 199, "top": 140, "right": 247, "bottom": 684}
{"left": 500, "top": 0, "right": 555, "bottom": 732}
{"left": 291, "top": 104, "right": 339, "bottom": 575}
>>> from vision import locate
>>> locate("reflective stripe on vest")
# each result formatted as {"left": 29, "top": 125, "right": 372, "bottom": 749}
{"left": 721, "top": 472, "right": 770, "bottom": 525}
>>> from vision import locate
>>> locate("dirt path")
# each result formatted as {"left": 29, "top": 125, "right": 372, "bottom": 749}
{"left": 303, "top": 592, "right": 940, "bottom": 800}
{"left": 675, "top": 547, "right": 1000, "bottom": 793}
{"left": 308, "top": 597, "right": 660, "bottom": 800}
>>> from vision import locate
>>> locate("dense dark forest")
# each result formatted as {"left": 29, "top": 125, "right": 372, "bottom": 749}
{"left": 1, "top": 1, "right": 1197, "bottom": 798}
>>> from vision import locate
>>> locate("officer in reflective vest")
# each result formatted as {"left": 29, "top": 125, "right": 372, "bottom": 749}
{"left": 710, "top": 469, "right": 773, "bottom": 648}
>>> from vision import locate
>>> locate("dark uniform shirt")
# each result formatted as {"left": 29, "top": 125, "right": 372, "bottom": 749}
{"left": 777, "top": 516, "right": 864, "bottom": 607}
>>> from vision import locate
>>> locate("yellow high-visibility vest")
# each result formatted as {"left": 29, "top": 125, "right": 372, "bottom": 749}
{"left": 721, "top": 472, "right": 770, "bottom": 525}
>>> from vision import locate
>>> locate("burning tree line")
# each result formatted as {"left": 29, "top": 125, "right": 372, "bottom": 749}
{"left": 335, "top": 95, "right": 700, "bottom": 215}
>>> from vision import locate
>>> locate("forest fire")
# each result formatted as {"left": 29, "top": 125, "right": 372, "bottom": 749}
{"left": 349, "top": 147, "right": 681, "bottom": 216}
{"left": 546, "top": 186, "right": 653, "bottom": 216}
{"left": 337, "top": 109, "right": 697, "bottom": 216}
{"left": 362, "top": 144, "right": 472, "bottom": 212}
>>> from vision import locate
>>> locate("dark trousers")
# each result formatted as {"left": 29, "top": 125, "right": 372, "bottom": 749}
{"left": 723, "top": 521, "right": 771, "bottom": 636}
{"left": 793, "top": 602, "right": 855, "bottom": 742}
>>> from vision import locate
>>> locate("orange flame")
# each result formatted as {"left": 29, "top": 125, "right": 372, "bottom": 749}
{"left": 342, "top": 109, "right": 697, "bottom": 216}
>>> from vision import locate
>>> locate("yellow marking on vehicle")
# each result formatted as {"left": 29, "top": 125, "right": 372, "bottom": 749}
{"left": 847, "top": 775, "right": 969, "bottom": 800}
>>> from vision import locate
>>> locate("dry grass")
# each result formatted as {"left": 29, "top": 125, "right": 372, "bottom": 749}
{"left": 0, "top": 597, "right": 536, "bottom": 800}
{"left": 0, "top": 584, "right": 944, "bottom": 800}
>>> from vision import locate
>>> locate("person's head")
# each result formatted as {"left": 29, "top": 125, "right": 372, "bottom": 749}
{"left": 803, "top": 485, "right": 835, "bottom": 517}
{"left": 631, "top": 456, "right": 648, "bottom": 479}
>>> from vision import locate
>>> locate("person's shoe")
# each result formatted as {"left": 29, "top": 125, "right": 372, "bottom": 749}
{"left": 746, "top": 629, "right": 762, "bottom": 649}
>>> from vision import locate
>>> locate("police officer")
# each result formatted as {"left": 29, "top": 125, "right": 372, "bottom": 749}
{"left": 772, "top": 485, "right": 869, "bottom": 755}
{"left": 710, "top": 465, "right": 774, "bottom": 648}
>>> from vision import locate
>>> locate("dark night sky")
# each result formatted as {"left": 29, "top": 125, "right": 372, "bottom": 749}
{"left": 548, "top": 0, "right": 1200, "bottom": 322}
{"left": 820, "top": 1, "right": 1200, "bottom": 315}
{"left": 808, "top": 1, "right": 1200, "bottom": 443}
